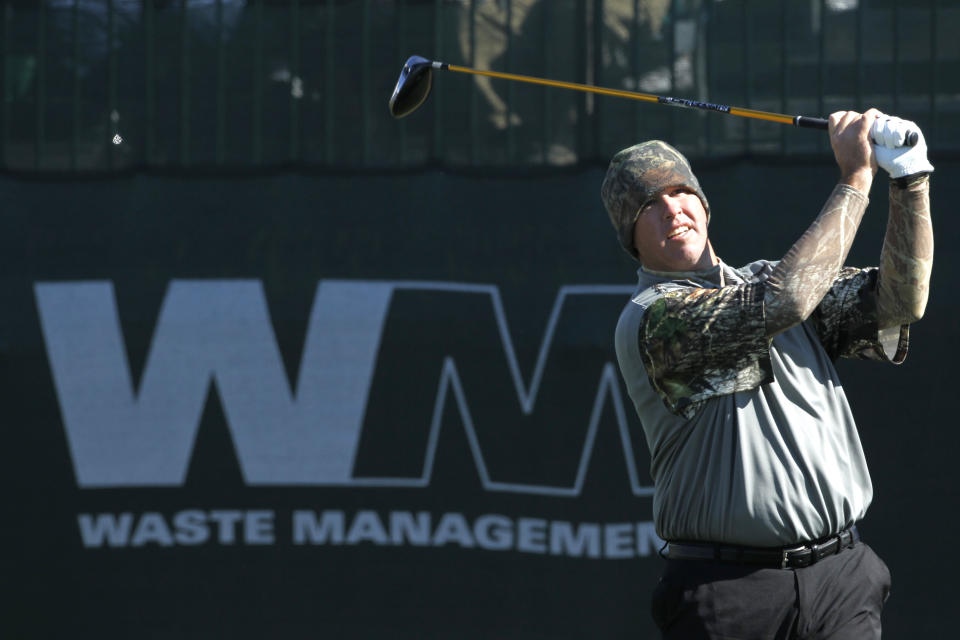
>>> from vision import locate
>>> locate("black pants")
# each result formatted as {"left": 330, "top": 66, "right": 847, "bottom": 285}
{"left": 651, "top": 542, "right": 891, "bottom": 639}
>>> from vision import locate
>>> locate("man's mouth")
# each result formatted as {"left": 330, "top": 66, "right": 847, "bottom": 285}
{"left": 667, "top": 225, "right": 692, "bottom": 240}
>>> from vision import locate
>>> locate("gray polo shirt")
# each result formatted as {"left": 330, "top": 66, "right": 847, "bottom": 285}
{"left": 615, "top": 259, "right": 907, "bottom": 547}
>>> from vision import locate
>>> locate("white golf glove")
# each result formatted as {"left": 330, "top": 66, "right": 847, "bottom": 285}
{"left": 871, "top": 114, "right": 934, "bottom": 179}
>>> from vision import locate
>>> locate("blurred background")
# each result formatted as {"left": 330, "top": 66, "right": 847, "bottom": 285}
{"left": 2, "top": 0, "right": 958, "bottom": 170}
{"left": 4, "top": 1, "right": 958, "bottom": 638}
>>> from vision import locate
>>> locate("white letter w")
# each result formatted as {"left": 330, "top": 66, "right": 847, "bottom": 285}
{"left": 35, "top": 280, "right": 392, "bottom": 487}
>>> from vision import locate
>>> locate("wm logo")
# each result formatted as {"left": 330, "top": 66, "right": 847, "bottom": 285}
{"left": 35, "top": 280, "right": 652, "bottom": 496}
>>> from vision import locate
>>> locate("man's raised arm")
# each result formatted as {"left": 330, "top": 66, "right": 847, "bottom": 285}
{"left": 763, "top": 109, "right": 879, "bottom": 338}
{"left": 872, "top": 117, "right": 934, "bottom": 329}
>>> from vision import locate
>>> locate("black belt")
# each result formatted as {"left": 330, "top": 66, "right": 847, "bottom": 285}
{"left": 665, "top": 526, "right": 860, "bottom": 569}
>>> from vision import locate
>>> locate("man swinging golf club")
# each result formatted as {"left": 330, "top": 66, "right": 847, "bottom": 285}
{"left": 604, "top": 109, "right": 933, "bottom": 639}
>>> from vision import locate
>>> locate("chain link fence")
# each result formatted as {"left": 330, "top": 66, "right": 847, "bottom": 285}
{"left": 2, "top": 0, "right": 957, "bottom": 171}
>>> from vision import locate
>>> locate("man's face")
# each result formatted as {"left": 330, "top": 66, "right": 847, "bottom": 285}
{"left": 632, "top": 186, "right": 716, "bottom": 272}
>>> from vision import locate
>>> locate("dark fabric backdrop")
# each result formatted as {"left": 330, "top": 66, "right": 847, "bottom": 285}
{"left": 3, "top": 160, "right": 955, "bottom": 638}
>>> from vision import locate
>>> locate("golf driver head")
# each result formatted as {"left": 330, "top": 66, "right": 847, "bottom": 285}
{"left": 389, "top": 55, "right": 434, "bottom": 118}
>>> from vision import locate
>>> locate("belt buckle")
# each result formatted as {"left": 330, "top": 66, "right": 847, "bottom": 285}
{"left": 781, "top": 544, "right": 807, "bottom": 569}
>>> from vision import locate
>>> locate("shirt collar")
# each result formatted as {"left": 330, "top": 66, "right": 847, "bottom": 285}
{"left": 637, "top": 258, "right": 743, "bottom": 289}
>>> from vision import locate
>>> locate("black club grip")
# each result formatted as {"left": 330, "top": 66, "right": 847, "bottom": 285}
{"left": 794, "top": 115, "right": 918, "bottom": 147}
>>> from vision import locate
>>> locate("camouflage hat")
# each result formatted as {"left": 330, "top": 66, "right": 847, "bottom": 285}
{"left": 600, "top": 140, "right": 710, "bottom": 260}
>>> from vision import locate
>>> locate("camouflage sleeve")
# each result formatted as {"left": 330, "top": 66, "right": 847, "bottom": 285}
{"left": 810, "top": 175, "right": 930, "bottom": 363}
{"left": 638, "top": 283, "right": 772, "bottom": 417}
{"left": 764, "top": 184, "right": 869, "bottom": 337}
{"left": 877, "top": 174, "right": 933, "bottom": 329}
{"left": 812, "top": 267, "right": 909, "bottom": 363}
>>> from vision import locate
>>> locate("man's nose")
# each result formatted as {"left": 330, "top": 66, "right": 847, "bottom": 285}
{"left": 660, "top": 197, "right": 682, "bottom": 218}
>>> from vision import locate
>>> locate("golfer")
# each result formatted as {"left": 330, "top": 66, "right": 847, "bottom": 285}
{"left": 603, "top": 109, "right": 932, "bottom": 639}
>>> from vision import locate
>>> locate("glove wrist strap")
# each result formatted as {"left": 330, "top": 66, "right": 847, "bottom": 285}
{"left": 892, "top": 172, "right": 930, "bottom": 189}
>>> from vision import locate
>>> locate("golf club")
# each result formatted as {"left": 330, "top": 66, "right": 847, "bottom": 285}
{"left": 389, "top": 55, "right": 919, "bottom": 146}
